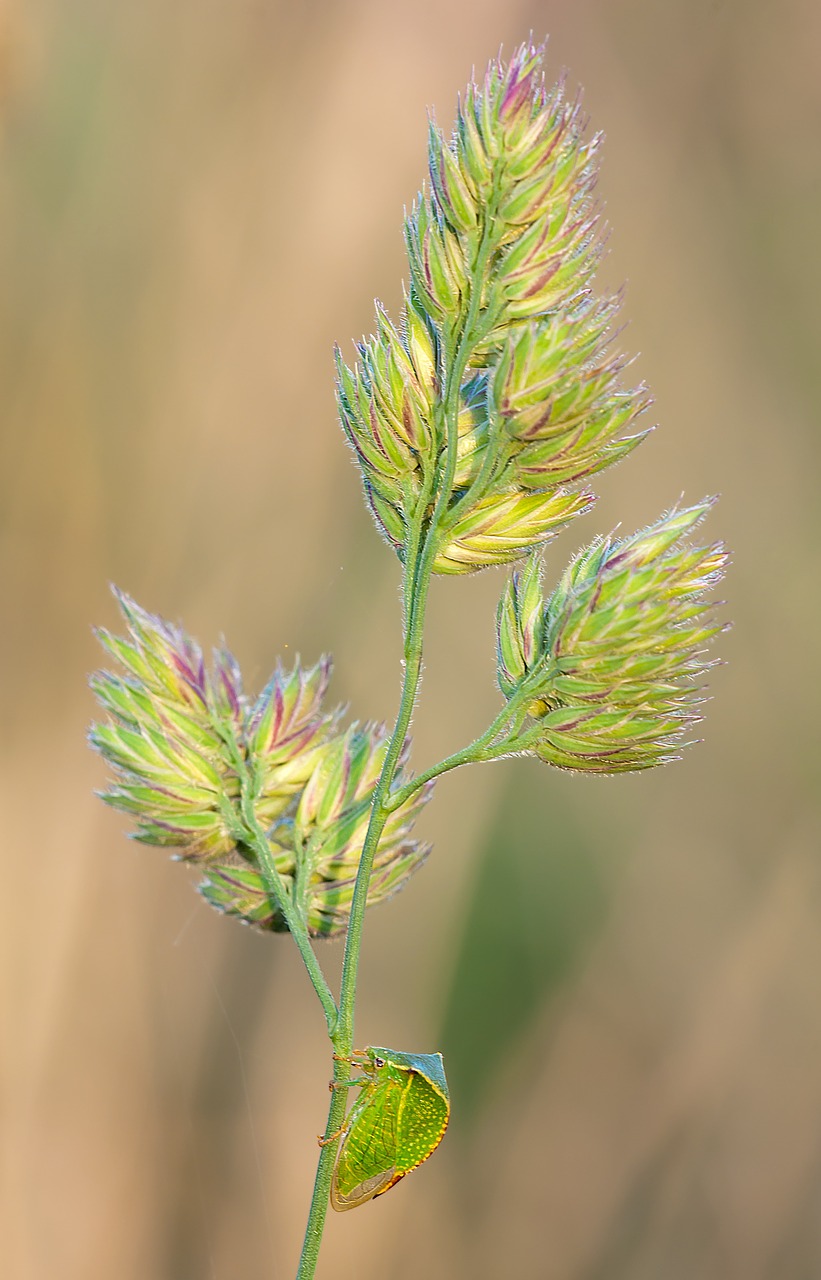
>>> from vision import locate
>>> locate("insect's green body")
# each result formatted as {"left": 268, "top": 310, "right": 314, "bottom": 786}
{"left": 330, "top": 1047, "right": 449, "bottom": 1211}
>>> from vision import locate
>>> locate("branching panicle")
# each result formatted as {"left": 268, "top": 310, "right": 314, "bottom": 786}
{"left": 339, "top": 40, "right": 648, "bottom": 577}
{"left": 90, "top": 592, "right": 432, "bottom": 938}
{"left": 88, "top": 41, "right": 729, "bottom": 1280}
{"left": 494, "top": 501, "right": 729, "bottom": 771}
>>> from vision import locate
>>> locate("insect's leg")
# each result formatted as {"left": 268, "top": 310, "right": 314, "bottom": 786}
{"left": 317, "top": 1124, "right": 347, "bottom": 1147}
{"left": 328, "top": 1077, "right": 369, "bottom": 1092}
{"left": 332, "top": 1049, "right": 368, "bottom": 1065}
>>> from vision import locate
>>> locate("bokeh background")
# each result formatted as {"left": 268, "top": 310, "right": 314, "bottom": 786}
{"left": 2, "top": 1, "right": 819, "bottom": 1277}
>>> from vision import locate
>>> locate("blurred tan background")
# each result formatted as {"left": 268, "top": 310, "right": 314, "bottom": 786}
{"left": 1, "top": 0, "right": 820, "bottom": 1277}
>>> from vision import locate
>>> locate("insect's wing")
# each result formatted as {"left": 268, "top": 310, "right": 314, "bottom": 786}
{"left": 331, "top": 1081, "right": 403, "bottom": 1212}
{"left": 331, "top": 1165, "right": 401, "bottom": 1211}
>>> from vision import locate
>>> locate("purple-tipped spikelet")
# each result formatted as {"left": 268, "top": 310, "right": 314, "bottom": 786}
{"left": 432, "top": 486, "right": 595, "bottom": 574}
{"left": 335, "top": 296, "right": 439, "bottom": 560}
{"left": 414, "top": 42, "right": 602, "bottom": 336}
{"left": 90, "top": 589, "right": 250, "bottom": 860}
{"left": 491, "top": 295, "right": 652, "bottom": 488}
{"left": 201, "top": 724, "right": 432, "bottom": 938}
{"left": 496, "top": 550, "right": 545, "bottom": 697}
{"left": 495, "top": 501, "right": 729, "bottom": 772}
{"left": 90, "top": 592, "right": 432, "bottom": 936}
{"left": 246, "top": 656, "right": 338, "bottom": 828}
{"left": 337, "top": 41, "right": 650, "bottom": 575}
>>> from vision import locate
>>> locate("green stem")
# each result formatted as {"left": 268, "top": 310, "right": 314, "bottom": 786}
{"left": 295, "top": 182, "right": 504, "bottom": 1280}
{"left": 384, "top": 732, "right": 500, "bottom": 812}
{"left": 210, "top": 719, "right": 339, "bottom": 1034}
{"left": 389, "top": 740, "right": 491, "bottom": 802}
{"left": 238, "top": 792, "right": 339, "bottom": 1037}
{"left": 384, "top": 678, "right": 542, "bottom": 812}
{"left": 294, "top": 487, "right": 432, "bottom": 1280}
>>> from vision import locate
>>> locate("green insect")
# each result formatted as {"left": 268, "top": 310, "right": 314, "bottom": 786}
{"left": 324, "top": 1046, "right": 450, "bottom": 1211}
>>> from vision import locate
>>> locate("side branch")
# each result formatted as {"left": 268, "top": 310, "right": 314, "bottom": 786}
{"left": 237, "top": 790, "right": 339, "bottom": 1036}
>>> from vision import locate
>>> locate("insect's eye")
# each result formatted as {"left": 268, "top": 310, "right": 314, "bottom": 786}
{"left": 373, "top": 1056, "right": 385, "bottom": 1069}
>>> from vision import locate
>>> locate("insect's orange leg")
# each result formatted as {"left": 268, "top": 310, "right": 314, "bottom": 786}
{"left": 317, "top": 1124, "right": 346, "bottom": 1147}
{"left": 332, "top": 1049, "right": 368, "bottom": 1064}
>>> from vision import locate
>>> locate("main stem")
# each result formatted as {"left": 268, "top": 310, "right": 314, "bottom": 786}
{"left": 293, "top": 502, "right": 431, "bottom": 1280}
{"left": 295, "top": 196, "right": 501, "bottom": 1280}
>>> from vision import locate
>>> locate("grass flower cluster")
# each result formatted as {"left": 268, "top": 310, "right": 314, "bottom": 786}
{"left": 89, "top": 41, "right": 727, "bottom": 1279}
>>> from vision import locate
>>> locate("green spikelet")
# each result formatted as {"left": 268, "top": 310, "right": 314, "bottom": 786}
{"left": 90, "top": 590, "right": 250, "bottom": 860}
{"left": 245, "top": 657, "right": 339, "bottom": 828}
{"left": 491, "top": 296, "right": 652, "bottom": 489}
{"left": 495, "top": 551, "right": 545, "bottom": 697}
{"left": 200, "top": 725, "right": 432, "bottom": 938}
{"left": 415, "top": 44, "right": 603, "bottom": 339}
{"left": 335, "top": 296, "right": 439, "bottom": 556}
{"left": 433, "top": 487, "right": 594, "bottom": 574}
{"left": 338, "top": 42, "right": 650, "bottom": 575}
{"left": 90, "top": 592, "right": 432, "bottom": 936}
{"left": 493, "top": 501, "right": 729, "bottom": 771}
